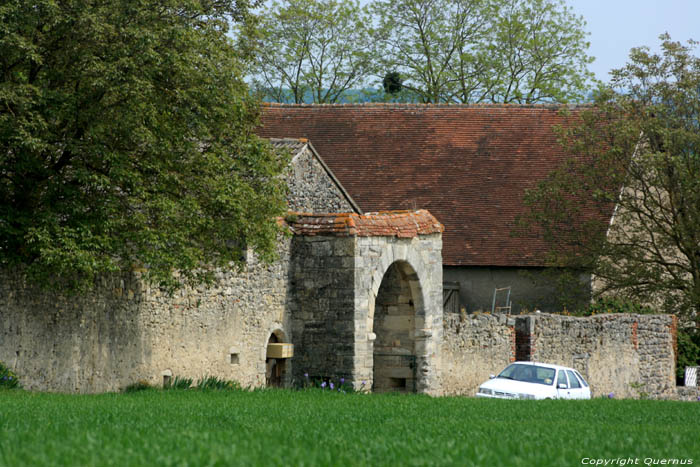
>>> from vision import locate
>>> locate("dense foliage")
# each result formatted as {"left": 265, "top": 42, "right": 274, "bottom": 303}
{"left": 249, "top": 0, "right": 376, "bottom": 103}
{"left": 249, "top": 0, "right": 593, "bottom": 104}
{"left": 522, "top": 35, "right": 700, "bottom": 322}
{"left": 373, "top": 0, "right": 593, "bottom": 103}
{"left": 0, "top": 1, "right": 289, "bottom": 291}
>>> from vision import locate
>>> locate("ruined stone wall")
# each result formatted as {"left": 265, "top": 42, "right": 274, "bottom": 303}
{"left": 518, "top": 313, "right": 677, "bottom": 399}
{"left": 440, "top": 313, "right": 515, "bottom": 396}
{"left": 439, "top": 313, "right": 677, "bottom": 399}
{"left": 286, "top": 146, "right": 356, "bottom": 214}
{"left": 0, "top": 240, "right": 293, "bottom": 393}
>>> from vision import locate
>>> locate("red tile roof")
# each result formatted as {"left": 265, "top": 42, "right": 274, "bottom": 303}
{"left": 286, "top": 210, "right": 443, "bottom": 238}
{"left": 259, "top": 103, "right": 605, "bottom": 267}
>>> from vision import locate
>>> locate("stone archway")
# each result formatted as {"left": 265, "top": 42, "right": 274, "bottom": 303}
{"left": 286, "top": 210, "right": 443, "bottom": 394}
{"left": 265, "top": 328, "right": 290, "bottom": 388}
{"left": 371, "top": 260, "right": 422, "bottom": 392}
{"left": 356, "top": 234, "right": 442, "bottom": 395}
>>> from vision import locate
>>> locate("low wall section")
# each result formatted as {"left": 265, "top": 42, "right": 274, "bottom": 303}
{"left": 440, "top": 313, "right": 515, "bottom": 396}
{"left": 441, "top": 313, "right": 677, "bottom": 399}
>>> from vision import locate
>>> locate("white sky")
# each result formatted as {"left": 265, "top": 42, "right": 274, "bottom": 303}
{"left": 567, "top": 0, "right": 698, "bottom": 82}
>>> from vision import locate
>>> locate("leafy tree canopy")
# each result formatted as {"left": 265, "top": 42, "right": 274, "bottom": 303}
{"left": 247, "top": 0, "right": 376, "bottom": 103}
{"left": 0, "top": 0, "right": 289, "bottom": 291}
{"left": 372, "top": 0, "right": 593, "bottom": 103}
{"left": 521, "top": 34, "right": 700, "bottom": 321}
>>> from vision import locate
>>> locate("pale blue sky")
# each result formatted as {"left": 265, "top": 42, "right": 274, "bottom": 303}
{"left": 568, "top": 0, "right": 698, "bottom": 82}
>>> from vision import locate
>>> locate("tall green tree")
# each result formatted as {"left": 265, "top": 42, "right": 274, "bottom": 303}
{"left": 483, "top": 0, "right": 593, "bottom": 103}
{"left": 0, "top": 0, "right": 289, "bottom": 291}
{"left": 521, "top": 35, "right": 700, "bottom": 321}
{"left": 372, "top": 0, "right": 491, "bottom": 103}
{"left": 372, "top": 0, "right": 593, "bottom": 103}
{"left": 248, "top": 0, "right": 376, "bottom": 103}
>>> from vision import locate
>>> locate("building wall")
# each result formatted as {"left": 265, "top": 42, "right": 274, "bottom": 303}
{"left": 0, "top": 240, "right": 293, "bottom": 393}
{"left": 286, "top": 147, "right": 356, "bottom": 214}
{"left": 443, "top": 266, "right": 591, "bottom": 314}
{"left": 0, "top": 146, "right": 354, "bottom": 394}
{"left": 289, "top": 233, "right": 444, "bottom": 395}
{"left": 288, "top": 235, "right": 357, "bottom": 382}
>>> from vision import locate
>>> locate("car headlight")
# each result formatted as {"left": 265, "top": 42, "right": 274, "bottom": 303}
{"left": 518, "top": 393, "right": 535, "bottom": 400}
{"left": 478, "top": 387, "right": 493, "bottom": 395}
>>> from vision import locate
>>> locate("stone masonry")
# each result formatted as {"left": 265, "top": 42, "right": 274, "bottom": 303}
{"left": 439, "top": 312, "right": 677, "bottom": 399}
{"left": 287, "top": 210, "right": 444, "bottom": 394}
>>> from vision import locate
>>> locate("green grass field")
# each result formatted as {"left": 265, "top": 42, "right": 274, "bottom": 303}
{"left": 1, "top": 389, "right": 698, "bottom": 466}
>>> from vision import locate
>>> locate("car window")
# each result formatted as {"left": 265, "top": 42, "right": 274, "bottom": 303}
{"left": 557, "top": 370, "right": 568, "bottom": 387}
{"left": 497, "top": 364, "right": 555, "bottom": 385}
{"left": 535, "top": 367, "right": 555, "bottom": 385}
{"left": 574, "top": 370, "right": 589, "bottom": 387}
{"left": 566, "top": 370, "right": 581, "bottom": 389}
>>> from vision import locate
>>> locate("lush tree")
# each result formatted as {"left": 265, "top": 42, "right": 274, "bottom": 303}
{"left": 248, "top": 0, "right": 376, "bottom": 103}
{"left": 372, "top": 0, "right": 593, "bottom": 103}
{"left": 372, "top": 0, "right": 491, "bottom": 103}
{"left": 0, "top": 0, "right": 289, "bottom": 291}
{"left": 521, "top": 35, "right": 700, "bottom": 321}
{"left": 482, "top": 0, "right": 593, "bottom": 103}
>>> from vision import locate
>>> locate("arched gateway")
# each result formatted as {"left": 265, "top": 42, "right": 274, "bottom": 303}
{"left": 287, "top": 210, "right": 443, "bottom": 395}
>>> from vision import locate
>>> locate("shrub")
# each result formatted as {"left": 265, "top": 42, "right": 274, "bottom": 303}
{"left": 195, "top": 376, "right": 241, "bottom": 391}
{"left": 123, "top": 380, "right": 153, "bottom": 393}
{"left": 164, "top": 376, "right": 193, "bottom": 390}
{"left": 0, "top": 361, "right": 21, "bottom": 389}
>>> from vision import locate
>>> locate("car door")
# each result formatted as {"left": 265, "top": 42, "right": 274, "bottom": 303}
{"left": 573, "top": 370, "right": 591, "bottom": 399}
{"left": 556, "top": 369, "right": 573, "bottom": 399}
{"left": 565, "top": 370, "right": 584, "bottom": 399}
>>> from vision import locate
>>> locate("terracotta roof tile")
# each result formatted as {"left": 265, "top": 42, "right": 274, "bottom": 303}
{"left": 286, "top": 210, "right": 443, "bottom": 238}
{"left": 259, "top": 103, "right": 607, "bottom": 266}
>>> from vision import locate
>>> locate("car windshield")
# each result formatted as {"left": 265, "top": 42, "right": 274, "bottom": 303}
{"left": 497, "top": 364, "right": 556, "bottom": 386}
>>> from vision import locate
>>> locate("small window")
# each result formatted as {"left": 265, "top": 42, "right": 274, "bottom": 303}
{"left": 566, "top": 370, "right": 581, "bottom": 389}
{"left": 557, "top": 370, "right": 568, "bottom": 387}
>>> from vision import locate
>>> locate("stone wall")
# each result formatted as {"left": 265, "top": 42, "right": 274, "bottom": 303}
{"left": 1, "top": 210, "right": 445, "bottom": 395}
{"left": 515, "top": 313, "right": 677, "bottom": 399}
{"left": 288, "top": 235, "right": 357, "bottom": 382}
{"left": 287, "top": 216, "right": 443, "bottom": 394}
{"left": 440, "top": 313, "right": 515, "bottom": 396}
{"left": 439, "top": 313, "right": 677, "bottom": 399}
{"left": 286, "top": 144, "right": 357, "bottom": 214}
{"left": 0, "top": 240, "right": 293, "bottom": 393}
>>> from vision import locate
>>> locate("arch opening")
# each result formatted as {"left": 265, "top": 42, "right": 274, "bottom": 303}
{"left": 372, "top": 261, "right": 422, "bottom": 393}
{"left": 265, "top": 329, "right": 288, "bottom": 388}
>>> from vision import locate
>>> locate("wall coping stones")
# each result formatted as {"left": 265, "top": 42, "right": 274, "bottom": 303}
{"left": 286, "top": 210, "right": 444, "bottom": 238}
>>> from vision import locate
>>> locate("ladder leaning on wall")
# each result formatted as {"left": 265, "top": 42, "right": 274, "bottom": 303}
{"left": 491, "top": 286, "right": 512, "bottom": 313}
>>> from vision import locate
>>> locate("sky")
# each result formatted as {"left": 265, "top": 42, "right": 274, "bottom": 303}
{"left": 567, "top": 0, "right": 699, "bottom": 82}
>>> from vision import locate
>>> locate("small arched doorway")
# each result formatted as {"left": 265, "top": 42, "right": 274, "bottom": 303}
{"left": 265, "top": 330, "right": 291, "bottom": 387}
{"left": 372, "top": 261, "right": 421, "bottom": 392}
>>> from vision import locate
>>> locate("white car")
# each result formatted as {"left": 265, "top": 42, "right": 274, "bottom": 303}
{"left": 476, "top": 362, "right": 591, "bottom": 400}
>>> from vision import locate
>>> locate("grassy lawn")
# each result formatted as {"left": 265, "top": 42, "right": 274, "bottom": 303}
{"left": 0, "top": 389, "right": 698, "bottom": 466}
